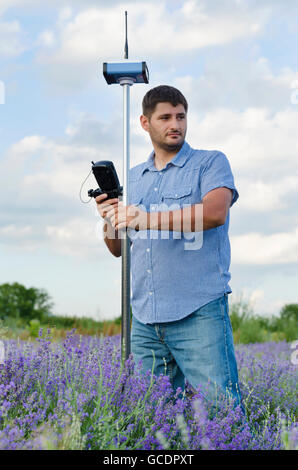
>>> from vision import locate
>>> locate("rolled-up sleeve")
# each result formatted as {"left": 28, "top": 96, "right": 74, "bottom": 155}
{"left": 200, "top": 151, "right": 239, "bottom": 207}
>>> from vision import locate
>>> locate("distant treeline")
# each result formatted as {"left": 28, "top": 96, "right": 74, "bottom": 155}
{"left": 229, "top": 296, "right": 297, "bottom": 343}
{"left": 0, "top": 282, "right": 297, "bottom": 343}
{"left": 0, "top": 282, "right": 121, "bottom": 338}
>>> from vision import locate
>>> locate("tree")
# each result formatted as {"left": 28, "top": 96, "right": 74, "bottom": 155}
{"left": 270, "top": 303, "right": 298, "bottom": 342}
{"left": 279, "top": 304, "right": 298, "bottom": 323}
{"left": 0, "top": 282, "right": 54, "bottom": 321}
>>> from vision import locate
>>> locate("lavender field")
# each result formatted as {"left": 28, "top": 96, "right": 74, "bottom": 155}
{"left": 0, "top": 330, "right": 297, "bottom": 450}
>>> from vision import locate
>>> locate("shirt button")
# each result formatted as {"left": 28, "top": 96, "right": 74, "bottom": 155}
{"left": 147, "top": 269, "right": 151, "bottom": 273}
{"left": 146, "top": 248, "right": 150, "bottom": 252}
{"left": 154, "top": 187, "right": 158, "bottom": 191}
{"left": 149, "top": 291, "right": 153, "bottom": 295}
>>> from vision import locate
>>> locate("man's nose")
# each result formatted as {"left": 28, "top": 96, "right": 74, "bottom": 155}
{"left": 170, "top": 118, "right": 180, "bottom": 129}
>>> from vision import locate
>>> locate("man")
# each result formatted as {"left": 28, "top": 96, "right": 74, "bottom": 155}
{"left": 96, "top": 85, "right": 244, "bottom": 412}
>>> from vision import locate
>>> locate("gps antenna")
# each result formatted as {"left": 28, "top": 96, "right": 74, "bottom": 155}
{"left": 124, "top": 11, "right": 128, "bottom": 59}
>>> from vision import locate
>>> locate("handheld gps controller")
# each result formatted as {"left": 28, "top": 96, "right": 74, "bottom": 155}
{"left": 88, "top": 160, "right": 123, "bottom": 200}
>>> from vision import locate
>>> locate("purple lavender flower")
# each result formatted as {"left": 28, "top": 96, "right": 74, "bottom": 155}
{"left": 0, "top": 334, "right": 296, "bottom": 450}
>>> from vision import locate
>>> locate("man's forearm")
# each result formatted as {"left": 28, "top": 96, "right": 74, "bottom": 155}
{"left": 103, "top": 220, "right": 121, "bottom": 257}
{"left": 146, "top": 203, "right": 223, "bottom": 232}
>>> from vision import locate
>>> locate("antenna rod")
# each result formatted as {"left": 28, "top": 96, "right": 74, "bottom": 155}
{"left": 124, "top": 11, "right": 128, "bottom": 59}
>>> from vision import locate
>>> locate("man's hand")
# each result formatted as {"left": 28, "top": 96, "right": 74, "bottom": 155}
{"left": 95, "top": 193, "right": 120, "bottom": 226}
{"left": 106, "top": 201, "right": 148, "bottom": 231}
{"left": 95, "top": 193, "right": 122, "bottom": 256}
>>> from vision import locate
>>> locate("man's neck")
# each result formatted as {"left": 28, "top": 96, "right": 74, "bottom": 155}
{"left": 153, "top": 145, "right": 181, "bottom": 171}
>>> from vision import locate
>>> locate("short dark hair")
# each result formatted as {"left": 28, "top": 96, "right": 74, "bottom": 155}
{"left": 142, "top": 85, "right": 188, "bottom": 118}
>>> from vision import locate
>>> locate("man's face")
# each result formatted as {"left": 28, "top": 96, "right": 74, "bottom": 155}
{"left": 140, "top": 102, "right": 187, "bottom": 153}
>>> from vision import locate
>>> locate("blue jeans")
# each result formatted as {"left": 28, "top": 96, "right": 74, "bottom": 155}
{"left": 131, "top": 294, "right": 244, "bottom": 412}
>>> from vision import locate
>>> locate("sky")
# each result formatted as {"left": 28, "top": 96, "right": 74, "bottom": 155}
{"left": 0, "top": 0, "right": 297, "bottom": 321}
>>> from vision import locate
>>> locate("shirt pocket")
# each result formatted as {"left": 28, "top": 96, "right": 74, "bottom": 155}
{"left": 161, "top": 186, "right": 192, "bottom": 208}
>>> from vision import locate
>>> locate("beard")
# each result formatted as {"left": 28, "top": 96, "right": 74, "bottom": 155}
{"left": 151, "top": 133, "right": 185, "bottom": 154}
{"left": 157, "top": 140, "right": 185, "bottom": 153}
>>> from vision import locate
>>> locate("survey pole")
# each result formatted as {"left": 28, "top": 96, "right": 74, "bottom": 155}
{"left": 120, "top": 79, "right": 133, "bottom": 361}
{"left": 102, "top": 12, "right": 149, "bottom": 362}
{"left": 121, "top": 11, "right": 132, "bottom": 362}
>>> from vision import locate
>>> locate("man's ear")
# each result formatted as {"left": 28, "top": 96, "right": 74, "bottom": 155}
{"left": 140, "top": 114, "right": 149, "bottom": 132}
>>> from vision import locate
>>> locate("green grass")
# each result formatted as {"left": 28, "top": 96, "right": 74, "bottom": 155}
{"left": 229, "top": 296, "right": 298, "bottom": 344}
{"left": 1, "top": 296, "right": 297, "bottom": 344}
{"left": 0, "top": 315, "right": 122, "bottom": 340}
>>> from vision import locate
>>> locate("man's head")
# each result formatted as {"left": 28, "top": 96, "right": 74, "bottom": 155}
{"left": 142, "top": 85, "right": 188, "bottom": 119}
{"left": 140, "top": 85, "right": 188, "bottom": 154}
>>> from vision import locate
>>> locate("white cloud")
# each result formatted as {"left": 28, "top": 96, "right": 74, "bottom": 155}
{"left": 0, "top": 214, "right": 109, "bottom": 259}
{"left": 57, "top": 7, "right": 73, "bottom": 24}
{"left": 2, "top": 104, "right": 298, "bottom": 256}
{"left": 235, "top": 176, "right": 298, "bottom": 212}
{"left": 0, "top": 224, "right": 32, "bottom": 237}
{"left": 259, "top": 298, "right": 289, "bottom": 317}
{"left": 0, "top": 0, "right": 98, "bottom": 14}
{"left": 187, "top": 107, "right": 298, "bottom": 180}
{"left": 249, "top": 289, "right": 265, "bottom": 307}
{"left": 229, "top": 287, "right": 292, "bottom": 318}
{"left": 0, "top": 18, "right": 27, "bottom": 57}
{"left": 0, "top": 223, "right": 39, "bottom": 252}
{"left": 0, "top": 119, "right": 125, "bottom": 257}
{"left": 38, "top": 1, "right": 267, "bottom": 59}
{"left": 10, "top": 134, "right": 46, "bottom": 155}
{"left": 0, "top": 215, "right": 108, "bottom": 259}
{"left": 34, "top": 1, "right": 269, "bottom": 90}
{"left": 229, "top": 288, "right": 264, "bottom": 313}
{"left": 231, "top": 227, "right": 298, "bottom": 265}
{"left": 1, "top": 106, "right": 297, "bottom": 263}
{"left": 45, "top": 217, "right": 107, "bottom": 258}
{"left": 36, "top": 30, "right": 55, "bottom": 47}
{"left": 175, "top": 58, "right": 298, "bottom": 112}
{"left": 1, "top": 133, "right": 106, "bottom": 206}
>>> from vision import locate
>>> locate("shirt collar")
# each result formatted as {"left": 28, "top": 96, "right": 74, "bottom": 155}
{"left": 141, "top": 141, "right": 192, "bottom": 175}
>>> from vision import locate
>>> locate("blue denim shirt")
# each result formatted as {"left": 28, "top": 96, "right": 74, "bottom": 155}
{"left": 128, "top": 141, "right": 239, "bottom": 324}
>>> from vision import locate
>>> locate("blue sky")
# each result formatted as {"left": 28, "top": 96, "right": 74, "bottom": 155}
{"left": 0, "top": 0, "right": 297, "bottom": 320}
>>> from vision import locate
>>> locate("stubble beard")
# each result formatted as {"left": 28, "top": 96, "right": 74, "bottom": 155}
{"left": 157, "top": 140, "right": 185, "bottom": 153}
{"left": 152, "top": 133, "right": 185, "bottom": 154}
